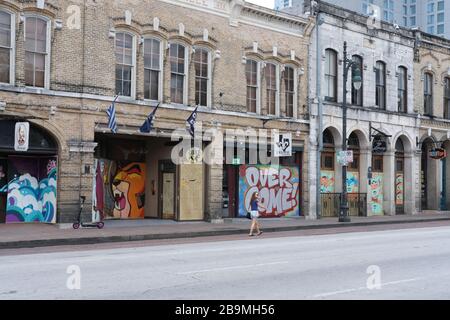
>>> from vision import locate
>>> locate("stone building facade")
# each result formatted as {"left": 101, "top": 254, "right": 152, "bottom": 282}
{"left": 0, "top": 0, "right": 314, "bottom": 224}
{"left": 413, "top": 31, "right": 450, "bottom": 212}
{"left": 307, "top": 1, "right": 420, "bottom": 218}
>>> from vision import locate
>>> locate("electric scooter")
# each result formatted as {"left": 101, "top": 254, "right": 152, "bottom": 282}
{"left": 73, "top": 196, "right": 105, "bottom": 229}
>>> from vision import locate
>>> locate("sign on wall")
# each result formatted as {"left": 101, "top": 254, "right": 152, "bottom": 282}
{"left": 14, "top": 122, "right": 30, "bottom": 152}
{"left": 274, "top": 133, "right": 292, "bottom": 157}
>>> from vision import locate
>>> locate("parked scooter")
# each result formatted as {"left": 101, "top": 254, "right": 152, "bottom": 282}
{"left": 73, "top": 196, "right": 105, "bottom": 229}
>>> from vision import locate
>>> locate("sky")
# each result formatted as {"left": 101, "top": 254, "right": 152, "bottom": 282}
{"left": 246, "top": 0, "right": 275, "bottom": 9}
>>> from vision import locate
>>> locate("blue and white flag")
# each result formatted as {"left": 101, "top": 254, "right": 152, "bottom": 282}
{"left": 140, "top": 103, "right": 160, "bottom": 133}
{"left": 106, "top": 96, "right": 119, "bottom": 134}
{"left": 186, "top": 105, "right": 199, "bottom": 138}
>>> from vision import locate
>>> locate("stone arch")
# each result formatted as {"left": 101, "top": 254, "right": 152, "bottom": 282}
{"left": 347, "top": 127, "right": 370, "bottom": 150}
{"left": 419, "top": 133, "right": 439, "bottom": 148}
{"left": 323, "top": 125, "right": 342, "bottom": 147}
{"left": 391, "top": 131, "right": 414, "bottom": 154}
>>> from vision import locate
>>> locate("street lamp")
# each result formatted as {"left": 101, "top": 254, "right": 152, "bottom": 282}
{"left": 339, "top": 41, "right": 362, "bottom": 223}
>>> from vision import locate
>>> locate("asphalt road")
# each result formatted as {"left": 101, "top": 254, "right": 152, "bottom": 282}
{"left": 1, "top": 224, "right": 450, "bottom": 300}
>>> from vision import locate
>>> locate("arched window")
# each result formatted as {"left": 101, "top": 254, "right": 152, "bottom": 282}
{"left": 265, "top": 63, "right": 277, "bottom": 115}
{"left": 375, "top": 61, "right": 386, "bottom": 109}
{"left": 0, "top": 10, "right": 14, "bottom": 84}
{"left": 351, "top": 55, "right": 363, "bottom": 106}
{"left": 193, "top": 48, "right": 210, "bottom": 107}
{"left": 25, "top": 16, "right": 50, "bottom": 88}
{"left": 424, "top": 72, "right": 433, "bottom": 115}
{"left": 246, "top": 59, "right": 258, "bottom": 113}
{"left": 143, "top": 38, "right": 161, "bottom": 101}
{"left": 284, "top": 66, "right": 295, "bottom": 117}
{"left": 398, "top": 66, "right": 408, "bottom": 113}
{"left": 444, "top": 77, "right": 450, "bottom": 119}
{"left": 115, "top": 32, "right": 135, "bottom": 97}
{"left": 324, "top": 49, "right": 337, "bottom": 102}
{"left": 169, "top": 43, "right": 187, "bottom": 104}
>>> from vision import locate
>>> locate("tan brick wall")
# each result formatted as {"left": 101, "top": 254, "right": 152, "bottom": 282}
{"left": 0, "top": 0, "right": 313, "bottom": 221}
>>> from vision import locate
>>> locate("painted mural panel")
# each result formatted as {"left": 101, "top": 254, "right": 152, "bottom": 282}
{"left": 346, "top": 172, "right": 359, "bottom": 193}
{"left": 395, "top": 173, "right": 404, "bottom": 206}
{"left": 94, "top": 159, "right": 146, "bottom": 219}
{"left": 320, "top": 170, "right": 335, "bottom": 193}
{"left": 238, "top": 165, "right": 300, "bottom": 218}
{"left": 6, "top": 156, "right": 57, "bottom": 224}
{"left": 370, "top": 173, "right": 384, "bottom": 215}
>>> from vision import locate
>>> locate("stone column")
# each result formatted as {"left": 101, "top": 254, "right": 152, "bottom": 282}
{"left": 383, "top": 150, "right": 396, "bottom": 216}
{"left": 404, "top": 151, "right": 416, "bottom": 215}
{"left": 362, "top": 149, "right": 373, "bottom": 216}
{"left": 415, "top": 150, "right": 423, "bottom": 212}
{"left": 307, "top": 133, "right": 318, "bottom": 220}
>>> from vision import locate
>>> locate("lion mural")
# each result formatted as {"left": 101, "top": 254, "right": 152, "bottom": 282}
{"left": 111, "top": 162, "right": 146, "bottom": 219}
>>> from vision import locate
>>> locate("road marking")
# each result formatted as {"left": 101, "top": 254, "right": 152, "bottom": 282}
{"left": 177, "top": 261, "right": 289, "bottom": 275}
{"left": 313, "top": 278, "right": 423, "bottom": 298}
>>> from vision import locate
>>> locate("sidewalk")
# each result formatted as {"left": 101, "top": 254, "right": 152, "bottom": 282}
{"left": 1, "top": 213, "right": 450, "bottom": 249}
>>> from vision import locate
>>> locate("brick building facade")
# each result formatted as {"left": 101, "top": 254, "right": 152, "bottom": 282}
{"left": 0, "top": 0, "right": 314, "bottom": 224}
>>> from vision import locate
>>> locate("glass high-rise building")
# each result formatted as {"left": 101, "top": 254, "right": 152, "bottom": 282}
{"left": 275, "top": 0, "right": 450, "bottom": 39}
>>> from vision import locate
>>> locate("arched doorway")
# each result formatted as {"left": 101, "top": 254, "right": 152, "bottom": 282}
{"left": 347, "top": 132, "right": 361, "bottom": 216}
{"left": 442, "top": 140, "right": 450, "bottom": 210}
{"left": 320, "top": 128, "right": 337, "bottom": 217}
{"left": 395, "top": 139, "right": 405, "bottom": 214}
{"left": 421, "top": 137, "right": 439, "bottom": 210}
{"left": 0, "top": 120, "right": 59, "bottom": 224}
{"left": 370, "top": 138, "right": 385, "bottom": 215}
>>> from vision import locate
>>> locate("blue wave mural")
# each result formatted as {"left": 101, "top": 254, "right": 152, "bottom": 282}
{"left": 6, "top": 167, "right": 57, "bottom": 223}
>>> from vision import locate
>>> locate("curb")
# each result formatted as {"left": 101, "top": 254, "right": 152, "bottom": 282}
{"left": 1, "top": 217, "right": 449, "bottom": 250}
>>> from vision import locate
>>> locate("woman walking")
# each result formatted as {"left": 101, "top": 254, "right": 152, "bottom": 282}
{"left": 248, "top": 192, "right": 265, "bottom": 236}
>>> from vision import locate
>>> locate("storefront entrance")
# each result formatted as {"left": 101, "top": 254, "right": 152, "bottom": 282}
{"left": 223, "top": 145, "right": 303, "bottom": 218}
{"left": 0, "top": 120, "right": 59, "bottom": 224}
{"left": 395, "top": 139, "right": 405, "bottom": 214}
{"left": 94, "top": 133, "right": 205, "bottom": 222}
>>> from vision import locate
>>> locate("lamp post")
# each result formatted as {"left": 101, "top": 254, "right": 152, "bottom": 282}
{"left": 339, "top": 41, "right": 362, "bottom": 223}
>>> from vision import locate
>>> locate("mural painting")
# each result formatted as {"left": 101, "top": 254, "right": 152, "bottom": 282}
{"left": 5, "top": 156, "right": 57, "bottom": 224}
{"left": 346, "top": 172, "right": 359, "bottom": 193}
{"left": 395, "top": 173, "right": 404, "bottom": 206}
{"left": 370, "top": 173, "right": 384, "bottom": 215}
{"left": 320, "top": 171, "right": 335, "bottom": 193}
{"left": 238, "top": 165, "right": 300, "bottom": 218}
{"left": 94, "top": 159, "right": 146, "bottom": 219}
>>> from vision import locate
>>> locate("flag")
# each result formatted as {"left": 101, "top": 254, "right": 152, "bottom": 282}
{"left": 140, "top": 103, "right": 160, "bottom": 133}
{"left": 186, "top": 105, "right": 199, "bottom": 138}
{"left": 106, "top": 96, "right": 119, "bottom": 134}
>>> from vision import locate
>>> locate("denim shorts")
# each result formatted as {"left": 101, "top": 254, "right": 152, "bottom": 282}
{"left": 251, "top": 210, "right": 259, "bottom": 219}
